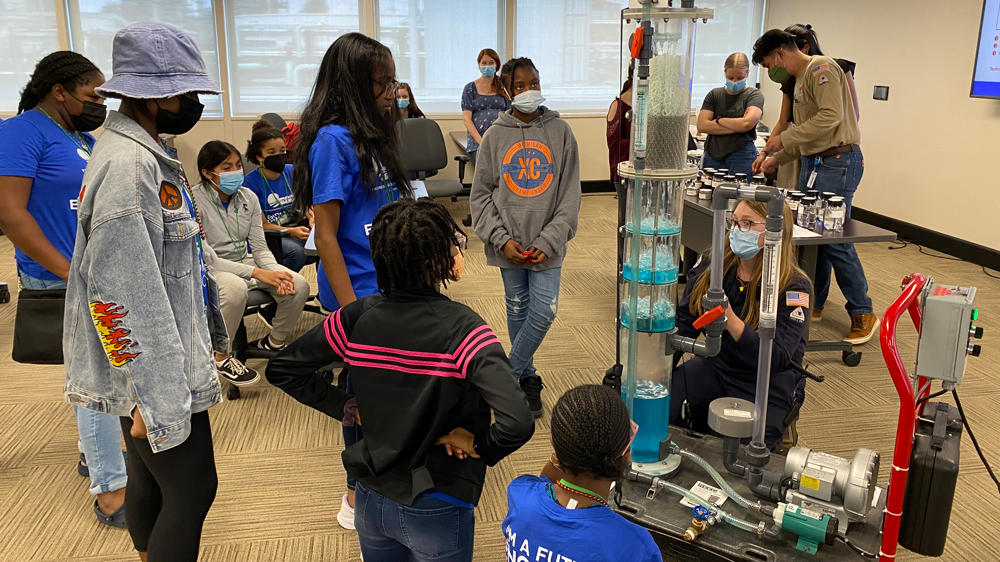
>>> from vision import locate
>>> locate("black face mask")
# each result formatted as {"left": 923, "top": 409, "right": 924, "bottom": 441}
{"left": 156, "top": 95, "right": 204, "bottom": 135}
{"left": 67, "top": 94, "right": 107, "bottom": 133}
{"left": 262, "top": 153, "right": 288, "bottom": 173}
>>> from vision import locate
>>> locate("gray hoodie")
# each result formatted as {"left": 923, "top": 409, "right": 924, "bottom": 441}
{"left": 470, "top": 107, "right": 581, "bottom": 270}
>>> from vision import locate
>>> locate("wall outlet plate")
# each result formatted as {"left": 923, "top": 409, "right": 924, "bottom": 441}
{"left": 873, "top": 86, "right": 889, "bottom": 100}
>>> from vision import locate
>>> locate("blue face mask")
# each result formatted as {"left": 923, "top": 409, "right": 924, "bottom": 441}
{"left": 725, "top": 79, "right": 747, "bottom": 93}
{"left": 480, "top": 65, "right": 496, "bottom": 77}
{"left": 213, "top": 170, "right": 244, "bottom": 195}
{"left": 397, "top": 98, "right": 410, "bottom": 109}
{"left": 729, "top": 227, "right": 762, "bottom": 259}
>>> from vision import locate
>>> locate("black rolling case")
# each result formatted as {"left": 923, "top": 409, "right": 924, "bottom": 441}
{"left": 898, "top": 401, "right": 961, "bottom": 557}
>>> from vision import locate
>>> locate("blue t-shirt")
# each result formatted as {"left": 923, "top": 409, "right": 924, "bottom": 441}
{"left": 0, "top": 110, "right": 95, "bottom": 281}
{"left": 243, "top": 163, "right": 295, "bottom": 226}
{"left": 503, "top": 476, "right": 662, "bottom": 562}
{"left": 309, "top": 124, "right": 399, "bottom": 310}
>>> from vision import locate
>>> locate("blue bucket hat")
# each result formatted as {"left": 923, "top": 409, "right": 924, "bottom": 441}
{"left": 96, "top": 22, "right": 222, "bottom": 99}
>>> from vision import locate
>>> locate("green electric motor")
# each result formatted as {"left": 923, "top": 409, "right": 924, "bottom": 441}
{"left": 774, "top": 502, "right": 838, "bottom": 555}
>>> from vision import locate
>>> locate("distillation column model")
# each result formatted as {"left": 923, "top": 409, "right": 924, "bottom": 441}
{"left": 618, "top": 2, "right": 719, "bottom": 476}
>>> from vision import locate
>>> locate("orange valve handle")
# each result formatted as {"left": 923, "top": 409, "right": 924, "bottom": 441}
{"left": 693, "top": 306, "right": 726, "bottom": 330}
{"left": 630, "top": 28, "right": 644, "bottom": 59}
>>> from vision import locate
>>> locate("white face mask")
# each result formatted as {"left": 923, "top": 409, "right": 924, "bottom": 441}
{"left": 511, "top": 90, "right": 545, "bottom": 114}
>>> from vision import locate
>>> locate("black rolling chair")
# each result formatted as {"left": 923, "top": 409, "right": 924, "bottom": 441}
{"left": 396, "top": 118, "right": 472, "bottom": 225}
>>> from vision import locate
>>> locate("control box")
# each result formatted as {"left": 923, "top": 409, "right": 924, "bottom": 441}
{"left": 914, "top": 281, "right": 981, "bottom": 385}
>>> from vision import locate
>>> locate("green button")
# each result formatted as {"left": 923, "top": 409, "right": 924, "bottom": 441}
{"left": 972, "top": 309, "right": 979, "bottom": 321}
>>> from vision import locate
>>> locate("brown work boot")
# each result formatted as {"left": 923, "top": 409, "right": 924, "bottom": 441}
{"left": 845, "top": 313, "right": 878, "bottom": 345}
{"left": 811, "top": 308, "right": 823, "bottom": 323}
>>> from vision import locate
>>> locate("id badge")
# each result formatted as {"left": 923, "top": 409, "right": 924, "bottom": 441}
{"left": 806, "top": 158, "right": 819, "bottom": 189}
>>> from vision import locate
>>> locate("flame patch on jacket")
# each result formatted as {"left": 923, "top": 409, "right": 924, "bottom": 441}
{"left": 90, "top": 301, "right": 141, "bottom": 367}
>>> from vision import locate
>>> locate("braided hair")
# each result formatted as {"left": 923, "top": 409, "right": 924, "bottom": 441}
{"left": 370, "top": 199, "right": 463, "bottom": 295}
{"left": 552, "top": 385, "right": 632, "bottom": 480}
{"left": 18, "top": 51, "right": 101, "bottom": 114}
{"left": 500, "top": 57, "right": 538, "bottom": 100}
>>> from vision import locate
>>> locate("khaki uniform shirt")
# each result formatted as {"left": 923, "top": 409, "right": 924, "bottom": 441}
{"left": 777, "top": 56, "right": 861, "bottom": 164}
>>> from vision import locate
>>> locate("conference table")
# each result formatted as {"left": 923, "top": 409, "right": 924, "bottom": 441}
{"left": 679, "top": 195, "right": 896, "bottom": 365}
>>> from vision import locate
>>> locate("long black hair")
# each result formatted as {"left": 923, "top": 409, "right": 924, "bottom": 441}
{"left": 785, "top": 24, "right": 824, "bottom": 56}
{"left": 197, "top": 140, "right": 241, "bottom": 185}
{"left": 246, "top": 119, "right": 284, "bottom": 164}
{"left": 369, "top": 199, "right": 462, "bottom": 295}
{"left": 499, "top": 57, "right": 538, "bottom": 99}
{"left": 292, "top": 33, "right": 411, "bottom": 211}
{"left": 18, "top": 51, "right": 101, "bottom": 114}
{"left": 552, "top": 385, "right": 632, "bottom": 480}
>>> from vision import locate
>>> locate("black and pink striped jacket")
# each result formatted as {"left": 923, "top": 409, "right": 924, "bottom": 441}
{"left": 267, "top": 288, "right": 535, "bottom": 507}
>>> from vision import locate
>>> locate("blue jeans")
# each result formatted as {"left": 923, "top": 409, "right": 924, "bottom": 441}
{"left": 702, "top": 141, "right": 757, "bottom": 178}
{"left": 355, "top": 482, "right": 475, "bottom": 562}
{"left": 798, "top": 146, "right": 872, "bottom": 315}
{"left": 279, "top": 236, "right": 317, "bottom": 273}
{"left": 500, "top": 267, "right": 561, "bottom": 380}
{"left": 19, "top": 270, "right": 127, "bottom": 495}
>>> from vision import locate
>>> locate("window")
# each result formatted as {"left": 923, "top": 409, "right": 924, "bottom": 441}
{"left": 227, "top": 0, "right": 361, "bottom": 116}
{"left": 690, "top": 0, "right": 766, "bottom": 110}
{"left": 0, "top": 1, "right": 62, "bottom": 113}
{"left": 515, "top": 0, "right": 628, "bottom": 112}
{"left": 377, "top": 0, "right": 501, "bottom": 114}
{"left": 67, "top": 0, "right": 224, "bottom": 115}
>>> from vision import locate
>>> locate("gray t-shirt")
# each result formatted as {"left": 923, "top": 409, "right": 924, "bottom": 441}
{"left": 701, "top": 86, "right": 765, "bottom": 161}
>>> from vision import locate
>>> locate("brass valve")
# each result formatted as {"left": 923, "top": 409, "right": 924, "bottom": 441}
{"left": 683, "top": 518, "right": 709, "bottom": 541}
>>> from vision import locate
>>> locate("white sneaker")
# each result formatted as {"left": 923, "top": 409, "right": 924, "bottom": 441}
{"left": 337, "top": 493, "right": 355, "bottom": 530}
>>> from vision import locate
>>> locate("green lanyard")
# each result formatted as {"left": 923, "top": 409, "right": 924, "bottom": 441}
{"left": 36, "top": 107, "right": 92, "bottom": 156}
{"left": 557, "top": 479, "right": 609, "bottom": 507}
{"left": 380, "top": 166, "right": 396, "bottom": 204}
{"left": 210, "top": 189, "right": 246, "bottom": 260}
{"left": 258, "top": 168, "right": 293, "bottom": 218}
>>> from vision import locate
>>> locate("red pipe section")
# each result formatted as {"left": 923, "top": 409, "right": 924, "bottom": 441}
{"left": 878, "top": 273, "right": 926, "bottom": 561}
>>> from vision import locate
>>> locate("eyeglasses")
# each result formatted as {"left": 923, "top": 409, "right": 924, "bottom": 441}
{"left": 454, "top": 232, "right": 468, "bottom": 254}
{"left": 373, "top": 76, "right": 400, "bottom": 97}
{"left": 726, "top": 218, "right": 766, "bottom": 232}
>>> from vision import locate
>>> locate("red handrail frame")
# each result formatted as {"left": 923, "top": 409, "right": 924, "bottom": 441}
{"left": 878, "top": 273, "right": 927, "bottom": 561}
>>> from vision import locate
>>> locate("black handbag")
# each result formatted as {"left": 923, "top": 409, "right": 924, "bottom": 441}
{"left": 12, "top": 288, "right": 66, "bottom": 365}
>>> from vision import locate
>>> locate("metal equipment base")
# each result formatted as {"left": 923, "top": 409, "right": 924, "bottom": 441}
{"left": 616, "top": 428, "right": 886, "bottom": 561}
{"left": 633, "top": 450, "right": 682, "bottom": 477}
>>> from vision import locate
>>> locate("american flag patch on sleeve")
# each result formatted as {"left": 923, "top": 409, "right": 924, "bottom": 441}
{"left": 812, "top": 64, "right": 830, "bottom": 74}
{"left": 786, "top": 292, "right": 810, "bottom": 307}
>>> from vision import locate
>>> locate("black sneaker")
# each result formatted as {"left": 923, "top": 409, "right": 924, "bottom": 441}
{"left": 253, "top": 336, "right": 286, "bottom": 352}
{"left": 257, "top": 304, "right": 277, "bottom": 328}
{"left": 520, "top": 376, "right": 545, "bottom": 418}
{"left": 217, "top": 357, "right": 260, "bottom": 386}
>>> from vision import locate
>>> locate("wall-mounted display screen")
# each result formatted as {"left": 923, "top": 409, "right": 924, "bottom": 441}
{"left": 972, "top": 0, "right": 1000, "bottom": 97}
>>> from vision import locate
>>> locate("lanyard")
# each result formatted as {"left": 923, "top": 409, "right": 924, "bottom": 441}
{"left": 380, "top": 167, "right": 397, "bottom": 204}
{"left": 210, "top": 190, "right": 246, "bottom": 260}
{"left": 556, "top": 479, "right": 609, "bottom": 507}
{"left": 258, "top": 168, "right": 293, "bottom": 217}
{"left": 36, "top": 107, "right": 92, "bottom": 156}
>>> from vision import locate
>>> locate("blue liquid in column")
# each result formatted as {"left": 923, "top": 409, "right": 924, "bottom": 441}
{"left": 631, "top": 380, "right": 671, "bottom": 463}
{"left": 620, "top": 297, "right": 676, "bottom": 332}
{"left": 622, "top": 250, "right": 679, "bottom": 284}
{"left": 625, "top": 216, "right": 682, "bottom": 236}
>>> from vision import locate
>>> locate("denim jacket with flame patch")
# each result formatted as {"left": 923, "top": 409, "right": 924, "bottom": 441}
{"left": 63, "top": 111, "right": 223, "bottom": 453}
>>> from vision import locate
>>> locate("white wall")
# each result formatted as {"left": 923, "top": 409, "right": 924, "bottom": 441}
{"left": 763, "top": 0, "right": 1000, "bottom": 250}
{"left": 174, "top": 114, "right": 611, "bottom": 187}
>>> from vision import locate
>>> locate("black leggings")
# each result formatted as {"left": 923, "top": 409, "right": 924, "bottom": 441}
{"left": 120, "top": 410, "right": 218, "bottom": 562}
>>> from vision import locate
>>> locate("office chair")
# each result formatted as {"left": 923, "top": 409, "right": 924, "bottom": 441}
{"left": 397, "top": 118, "right": 472, "bottom": 225}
